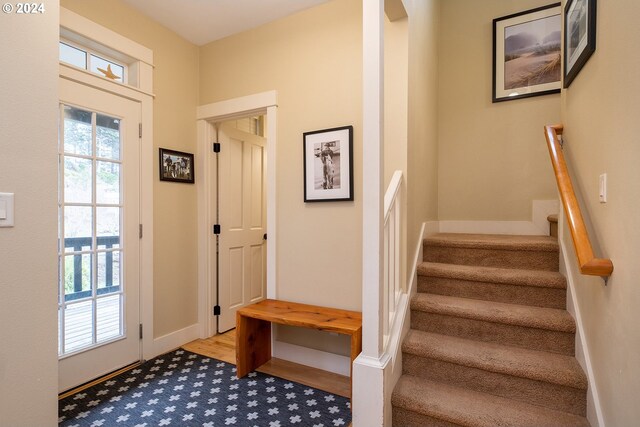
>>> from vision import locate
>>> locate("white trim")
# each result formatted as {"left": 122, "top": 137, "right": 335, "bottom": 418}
{"left": 60, "top": 8, "right": 153, "bottom": 66}
{"left": 152, "top": 324, "right": 201, "bottom": 357}
{"left": 265, "top": 106, "right": 277, "bottom": 299}
{"left": 196, "top": 93, "right": 278, "bottom": 339}
{"left": 271, "top": 341, "right": 351, "bottom": 377}
{"left": 59, "top": 8, "right": 155, "bottom": 363}
{"left": 439, "top": 200, "right": 559, "bottom": 235}
{"left": 558, "top": 211, "right": 605, "bottom": 427}
{"left": 353, "top": 353, "right": 389, "bottom": 427}
{"left": 196, "top": 91, "right": 277, "bottom": 121}
{"left": 60, "top": 64, "right": 155, "bottom": 99}
{"left": 361, "top": 0, "right": 385, "bottom": 359}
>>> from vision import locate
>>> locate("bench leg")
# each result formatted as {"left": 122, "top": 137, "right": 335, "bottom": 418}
{"left": 236, "top": 312, "right": 272, "bottom": 378}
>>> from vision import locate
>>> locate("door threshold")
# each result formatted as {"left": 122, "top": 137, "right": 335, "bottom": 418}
{"left": 58, "top": 360, "right": 142, "bottom": 400}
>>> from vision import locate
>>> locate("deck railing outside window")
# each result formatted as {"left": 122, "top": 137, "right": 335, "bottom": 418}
{"left": 63, "top": 236, "right": 120, "bottom": 301}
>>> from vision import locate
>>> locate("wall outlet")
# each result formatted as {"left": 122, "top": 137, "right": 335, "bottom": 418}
{"left": 599, "top": 174, "right": 607, "bottom": 203}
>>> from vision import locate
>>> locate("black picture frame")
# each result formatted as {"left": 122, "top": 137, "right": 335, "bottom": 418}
{"left": 303, "top": 126, "right": 354, "bottom": 202}
{"left": 159, "top": 148, "right": 195, "bottom": 183}
{"left": 563, "top": 0, "right": 597, "bottom": 88}
{"left": 493, "top": 3, "right": 562, "bottom": 102}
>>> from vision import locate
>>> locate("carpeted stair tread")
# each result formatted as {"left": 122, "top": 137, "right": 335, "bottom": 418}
{"left": 418, "top": 262, "right": 566, "bottom": 289}
{"left": 411, "top": 293, "right": 575, "bottom": 333}
{"left": 403, "top": 330, "right": 587, "bottom": 390}
{"left": 424, "top": 233, "right": 559, "bottom": 252}
{"left": 392, "top": 375, "right": 590, "bottom": 427}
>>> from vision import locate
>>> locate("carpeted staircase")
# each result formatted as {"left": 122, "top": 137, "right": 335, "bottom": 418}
{"left": 392, "top": 233, "right": 590, "bottom": 427}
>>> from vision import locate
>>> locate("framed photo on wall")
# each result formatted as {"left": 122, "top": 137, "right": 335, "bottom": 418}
{"left": 303, "top": 126, "right": 354, "bottom": 202}
{"left": 563, "top": 0, "right": 597, "bottom": 88}
{"left": 493, "top": 3, "right": 562, "bottom": 102}
{"left": 159, "top": 148, "right": 195, "bottom": 183}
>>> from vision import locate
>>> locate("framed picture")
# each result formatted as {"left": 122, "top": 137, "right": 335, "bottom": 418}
{"left": 303, "top": 126, "right": 353, "bottom": 202}
{"left": 159, "top": 148, "right": 195, "bottom": 183}
{"left": 493, "top": 3, "right": 562, "bottom": 102}
{"left": 563, "top": 0, "right": 596, "bottom": 88}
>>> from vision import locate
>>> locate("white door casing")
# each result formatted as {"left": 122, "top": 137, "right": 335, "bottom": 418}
{"left": 58, "top": 77, "right": 141, "bottom": 392}
{"left": 216, "top": 123, "right": 267, "bottom": 332}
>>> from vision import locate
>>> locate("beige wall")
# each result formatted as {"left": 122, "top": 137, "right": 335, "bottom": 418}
{"left": 560, "top": 0, "right": 640, "bottom": 424}
{"left": 405, "top": 0, "right": 440, "bottom": 254}
{"left": 438, "top": 0, "right": 559, "bottom": 221}
{"left": 61, "top": 0, "right": 200, "bottom": 337}
{"left": 199, "top": 0, "right": 362, "bottom": 353}
{"left": 0, "top": 1, "right": 59, "bottom": 425}
{"left": 200, "top": 0, "right": 362, "bottom": 310}
{"left": 384, "top": 15, "right": 408, "bottom": 187}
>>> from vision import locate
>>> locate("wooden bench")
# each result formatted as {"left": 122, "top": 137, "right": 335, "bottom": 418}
{"left": 235, "top": 299, "right": 362, "bottom": 392}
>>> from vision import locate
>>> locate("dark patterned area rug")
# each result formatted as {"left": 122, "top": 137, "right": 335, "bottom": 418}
{"left": 59, "top": 349, "right": 351, "bottom": 427}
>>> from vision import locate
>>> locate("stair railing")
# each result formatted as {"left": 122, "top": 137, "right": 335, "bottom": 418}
{"left": 544, "top": 124, "right": 613, "bottom": 278}
{"left": 383, "top": 170, "right": 404, "bottom": 347}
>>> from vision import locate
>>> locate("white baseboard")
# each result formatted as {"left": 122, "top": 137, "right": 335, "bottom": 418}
{"left": 272, "top": 340, "right": 351, "bottom": 377}
{"left": 152, "top": 323, "right": 200, "bottom": 359}
{"left": 558, "top": 212, "right": 605, "bottom": 427}
{"left": 439, "top": 200, "right": 559, "bottom": 236}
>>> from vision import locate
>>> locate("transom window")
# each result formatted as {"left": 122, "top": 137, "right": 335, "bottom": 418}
{"left": 59, "top": 40, "right": 127, "bottom": 84}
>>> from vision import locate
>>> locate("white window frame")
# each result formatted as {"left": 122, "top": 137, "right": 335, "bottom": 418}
{"left": 60, "top": 7, "right": 156, "bottom": 360}
{"left": 59, "top": 38, "right": 129, "bottom": 85}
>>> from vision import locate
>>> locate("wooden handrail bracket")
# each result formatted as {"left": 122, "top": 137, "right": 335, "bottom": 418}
{"left": 544, "top": 124, "right": 613, "bottom": 277}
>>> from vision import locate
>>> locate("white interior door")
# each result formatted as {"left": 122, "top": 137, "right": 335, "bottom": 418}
{"left": 58, "top": 78, "right": 141, "bottom": 392}
{"left": 217, "top": 123, "right": 267, "bottom": 332}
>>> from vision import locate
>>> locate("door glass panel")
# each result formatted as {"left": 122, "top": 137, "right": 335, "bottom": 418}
{"left": 64, "top": 206, "right": 93, "bottom": 252}
{"left": 64, "top": 157, "right": 93, "bottom": 203}
{"left": 96, "top": 114, "right": 121, "bottom": 160}
{"left": 59, "top": 103, "right": 124, "bottom": 357}
{"left": 97, "top": 250, "right": 120, "bottom": 294}
{"left": 97, "top": 295, "right": 121, "bottom": 341}
{"left": 64, "top": 253, "right": 92, "bottom": 300}
{"left": 64, "top": 106, "right": 92, "bottom": 156}
{"left": 96, "top": 161, "right": 120, "bottom": 204}
{"left": 64, "top": 300, "right": 94, "bottom": 353}
{"left": 96, "top": 207, "right": 120, "bottom": 244}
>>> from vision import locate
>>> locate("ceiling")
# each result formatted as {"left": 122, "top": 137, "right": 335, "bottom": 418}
{"left": 121, "top": 0, "right": 332, "bottom": 46}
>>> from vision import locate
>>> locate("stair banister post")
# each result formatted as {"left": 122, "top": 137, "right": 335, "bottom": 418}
{"left": 353, "top": 0, "right": 389, "bottom": 426}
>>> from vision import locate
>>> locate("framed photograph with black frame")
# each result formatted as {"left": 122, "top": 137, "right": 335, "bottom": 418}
{"left": 303, "top": 125, "right": 353, "bottom": 202}
{"left": 159, "top": 148, "right": 195, "bottom": 183}
{"left": 493, "top": 3, "right": 562, "bottom": 102}
{"left": 563, "top": 0, "right": 597, "bottom": 88}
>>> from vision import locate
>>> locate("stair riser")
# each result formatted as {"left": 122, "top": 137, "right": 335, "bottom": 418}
{"left": 411, "top": 311, "right": 575, "bottom": 355}
{"left": 417, "top": 275, "right": 566, "bottom": 309}
{"left": 423, "top": 245, "right": 559, "bottom": 271}
{"left": 392, "top": 407, "right": 462, "bottom": 427}
{"left": 403, "top": 353, "right": 586, "bottom": 416}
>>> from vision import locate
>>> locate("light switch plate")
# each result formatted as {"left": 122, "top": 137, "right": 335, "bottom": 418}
{"left": 0, "top": 192, "right": 14, "bottom": 227}
{"left": 599, "top": 174, "right": 607, "bottom": 203}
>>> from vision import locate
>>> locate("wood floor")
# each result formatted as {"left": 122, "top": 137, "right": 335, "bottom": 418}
{"left": 183, "top": 329, "right": 351, "bottom": 398}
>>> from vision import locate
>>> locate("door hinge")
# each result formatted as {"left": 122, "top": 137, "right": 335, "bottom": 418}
{"left": 213, "top": 305, "right": 221, "bottom": 316}
{"left": 139, "top": 123, "right": 142, "bottom": 138}
{"left": 213, "top": 224, "right": 221, "bottom": 235}
{"left": 139, "top": 224, "right": 143, "bottom": 239}
{"left": 139, "top": 324, "right": 143, "bottom": 339}
{"left": 213, "top": 142, "right": 221, "bottom": 153}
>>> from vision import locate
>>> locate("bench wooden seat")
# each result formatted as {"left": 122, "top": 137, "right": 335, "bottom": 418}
{"left": 235, "top": 299, "right": 362, "bottom": 393}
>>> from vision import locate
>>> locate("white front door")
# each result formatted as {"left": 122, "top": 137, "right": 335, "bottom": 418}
{"left": 217, "top": 123, "right": 267, "bottom": 332}
{"left": 58, "top": 78, "right": 141, "bottom": 392}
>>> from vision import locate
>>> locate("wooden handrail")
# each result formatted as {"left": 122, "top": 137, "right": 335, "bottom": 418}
{"left": 544, "top": 124, "right": 613, "bottom": 277}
